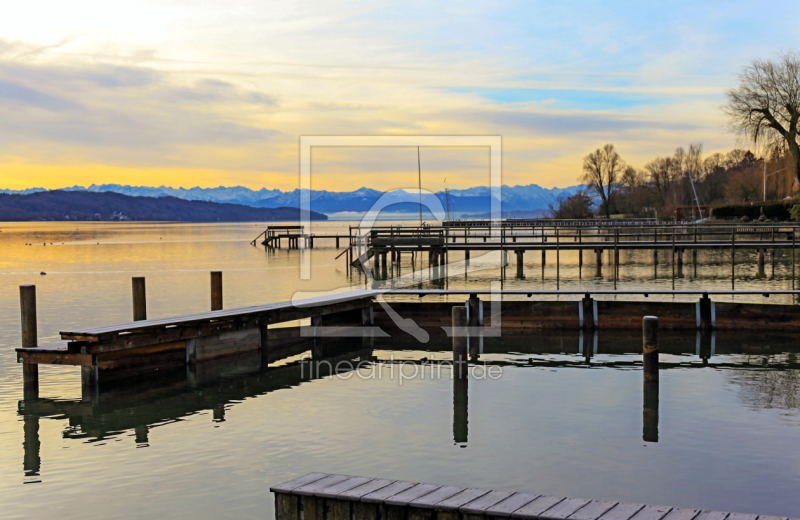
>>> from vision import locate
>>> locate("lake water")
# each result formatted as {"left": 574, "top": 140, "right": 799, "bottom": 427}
{"left": 1, "top": 222, "right": 799, "bottom": 519}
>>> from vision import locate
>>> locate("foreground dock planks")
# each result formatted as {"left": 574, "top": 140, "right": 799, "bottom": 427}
{"left": 271, "top": 474, "right": 796, "bottom": 520}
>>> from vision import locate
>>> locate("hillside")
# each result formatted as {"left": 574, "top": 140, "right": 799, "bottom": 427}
{"left": 0, "top": 190, "right": 327, "bottom": 222}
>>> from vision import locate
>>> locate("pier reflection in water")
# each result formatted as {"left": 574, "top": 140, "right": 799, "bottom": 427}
{"left": 18, "top": 330, "right": 800, "bottom": 483}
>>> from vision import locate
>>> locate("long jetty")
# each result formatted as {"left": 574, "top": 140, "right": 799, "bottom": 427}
{"left": 15, "top": 271, "right": 800, "bottom": 393}
{"left": 250, "top": 222, "right": 800, "bottom": 286}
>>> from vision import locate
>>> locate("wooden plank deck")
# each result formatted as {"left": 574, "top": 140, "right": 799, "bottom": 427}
{"left": 58, "top": 289, "right": 379, "bottom": 341}
{"left": 271, "top": 473, "right": 796, "bottom": 520}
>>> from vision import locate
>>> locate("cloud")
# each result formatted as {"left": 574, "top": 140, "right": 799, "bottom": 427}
{"left": 0, "top": 79, "right": 78, "bottom": 111}
{"left": 0, "top": 59, "right": 280, "bottom": 157}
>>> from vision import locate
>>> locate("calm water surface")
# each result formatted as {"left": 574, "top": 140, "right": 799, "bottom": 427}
{"left": 1, "top": 222, "right": 799, "bottom": 519}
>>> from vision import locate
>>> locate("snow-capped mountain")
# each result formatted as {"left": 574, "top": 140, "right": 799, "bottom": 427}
{"left": 0, "top": 183, "right": 585, "bottom": 216}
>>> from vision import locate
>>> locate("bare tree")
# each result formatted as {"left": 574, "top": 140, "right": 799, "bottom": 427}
{"left": 725, "top": 166, "right": 762, "bottom": 202}
{"left": 581, "top": 143, "right": 625, "bottom": 218}
{"left": 645, "top": 156, "right": 674, "bottom": 206}
{"left": 725, "top": 51, "right": 800, "bottom": 189}
{"left": 549, "top": 190, "right": 595, "bottom": 219}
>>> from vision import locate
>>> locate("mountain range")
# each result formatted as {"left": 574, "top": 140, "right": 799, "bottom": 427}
{"left": 0, "top": 183, "right": 585, "bottom": 217}
{"left": 0, "top": 191, "right": 327, "bottom": 222}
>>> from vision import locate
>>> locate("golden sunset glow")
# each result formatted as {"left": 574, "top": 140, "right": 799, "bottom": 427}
{"left": 1, "top": 2, "right": 797, "bottom": 191}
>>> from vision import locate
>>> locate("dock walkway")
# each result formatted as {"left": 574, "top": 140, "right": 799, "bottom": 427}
{"left": 271, "top": 473, "right": 794, "bottom": 520}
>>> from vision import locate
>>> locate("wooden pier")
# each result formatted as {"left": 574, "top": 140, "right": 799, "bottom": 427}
{"left": 15, "top": 273, "right": 800, "bottom": 394}
{"left": 271, "top": 473, "right": 796, "bottom": 520}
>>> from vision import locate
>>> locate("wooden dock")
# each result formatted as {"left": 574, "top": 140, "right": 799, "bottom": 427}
{"left": 15, "top": 279, "right": 800, "bottom": 392}
{"left": 271, "top": 473, "right": 795, "bottom": 520}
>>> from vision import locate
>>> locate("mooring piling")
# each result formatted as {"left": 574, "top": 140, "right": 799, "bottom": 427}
{"left": 211, "top": 271, "right": 223, "bottom": 311}
{"left": 20, "top": 285, "right": 39, "bottom": 389}
{"left": 643, "top": 315, "right": 659, "bottom": 442}
{"left": 452, "top": 306, "right": 468, "bottom": 380}
{"left": 132, "top": 277, "right": 147, "bottom": 321}
{"left": 643, "top": 316, "right": 658, "bottom": 382}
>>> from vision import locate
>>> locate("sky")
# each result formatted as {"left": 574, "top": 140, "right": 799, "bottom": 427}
{"left": 1, "top": 0, "right": 799, "bottom": 192}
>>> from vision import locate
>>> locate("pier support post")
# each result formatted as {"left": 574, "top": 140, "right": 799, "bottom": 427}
{"left": 757, "top": 249, "right": 766, "bottom": 278}
{"left": 699, "top": 294, "right": 713, "bottom": 332}
{"left": 81, "top": 365, "right": 98, "bottom": 397}
{"left": 132, "top": 277, "right": 147, "bottom": 321}
{"left": 643, "top": 316, "right": 659, "bottom": 442}
{"left": 595, "top": 249, "right": 603, "bottom": 278}
{"left": 643, "top": 316, "right": 658, "bottom": 382}
{"left": 452, "top": 306, "right": 468, "bottom": 380}
{"left": 19, "top": 284, "right": 39, "bottom": 397}
{"left": 19, "top": 285, "right": 39, "bottom": 390}
{"left": 467, "top": 294, "right": 481, "bottom": 328}
{"left": 211, "top": 271, "right": 223, "bottom": 311}
{"left": 580, "top": 294, "right": 596, "bottom": 331}
{"left": 258, "top": 322, "right": 269, "bottom": 365}
{"left": 516, "top": 250, "right": 525, "bottom": 279}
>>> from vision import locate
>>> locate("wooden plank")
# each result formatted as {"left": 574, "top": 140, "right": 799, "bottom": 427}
{"left": 569, "top": 501, "right": 620, "bottom": 520}
{"left": 316, "top": 476, "right": 374, "bottom": 498}
{"left": 754, "top": 516, "right": 787, "bottom": 520}
{"left": 408, "top": 486, "right": 466, "bottom": 509}
{"left": 17, "top": 351, "right": 92, "bottom": 366}
{"left": 726, "top": 515, "right": 756, "bottom": 520}
{"left": 294, "top": 474, "right": 352, "bottom": 496}
{"left": 461, "top": 491, "right": 516, "bottom": 514}
{"left": 339, "top": 479, "right": 395, "bottom": 500}
{"left": 511, "top": 496, "right": 566, "bottom": 519}
{"left": 661, "top": 509, "right": 699, "bottom": 520}
{"left": 630, "top": 506, "right": 673, "bottom": 520}
{"left": 270, "top": 473, "right": 330, "bottom": 493}
{"left": 694, "top": 512, "right": 729, "bottom": 520}
{"left": 330, "top": 500, "right": 351, "bottom": 520}
{"left": 384, "top": 483, "right": 442, "bottom": 506}
{"left": 361, "top": 481, "right": 417, "bottom": 503}
{"left": 61, "top": 291, "right": 379, "bottom": 338}
{"left": 353, "top": 502, "right": 378, "bottom": 520}
{"left": 275, "top": 493, "right": 298, "bottom": 520}
{"left": 300, "top": 495, "right": 323, "bottom": 520}
{"left": 16, "top": 340, "right": 71, "bottom": 352}
{"left": 598, "top": 503, "right": 648, "bottom": 520}
{"left": 541, "top": 498, "right": 593, "bottom": 520}
{"left": 435, "top": 489, "right": 492, "bottom": 512}
{"left": 487, "top": 493, "right": 541, "bottom": 517}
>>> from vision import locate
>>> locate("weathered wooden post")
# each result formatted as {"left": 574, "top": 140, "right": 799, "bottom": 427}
{"left": 757, "top": 249, "right": 766, "bottom": 278}
{"left": 581, "top": 294, "right": 595, "bottom": 331}
{"left": 211, "top": 271, "right": 223, "bottom": 311}
{"left": 698, "top": 294, "right": 713, "bottom": 331}
{"left": 467, "top": 294, "right": 481, "bottom": 328}
{"left": 132, "top": 277, "right": 147, "bottom": 321}
{"left": 643, "top": 316, "right": 659, "bottom": 442}
{"left": 20, "top": 285, "right": 38, "bottom": 389}
{"left": 643, "top": 316, "right": 658, "bottom": 382}
{"left": 452, "top": 306, "right": 468, "bottom": 380}
{"left": 516, "top": 250, "right": 524, "bottom": 279}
